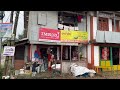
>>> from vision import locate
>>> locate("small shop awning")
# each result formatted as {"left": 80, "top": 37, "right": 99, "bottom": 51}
{"left": 15, "top": 38, "right": 30, "bottom": 46}
{"left": 30, "top": 41, "right": 80, "bottom": 46}
{"left": 30, "top": 41, "right": 88, "bottom": 46}
{"left": 30, "top": 41, "right": 58, "bottom": 45}
{"left": 56, "top": 42, "right": 79, "bottom": 46}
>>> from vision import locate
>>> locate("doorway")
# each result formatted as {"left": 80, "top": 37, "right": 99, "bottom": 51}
{"left": 112, "top": 47, "right": 119, "bottom": 65}
{"left": 40, "top": 48, "right": 48, "bottom": 58}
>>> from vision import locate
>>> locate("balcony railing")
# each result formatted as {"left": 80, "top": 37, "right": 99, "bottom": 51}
{"left": 95, "top": 30, "right": 120, "bottom": 43}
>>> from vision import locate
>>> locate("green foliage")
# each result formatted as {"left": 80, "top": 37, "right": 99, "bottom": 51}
{"left": 0, "top": 68, "right": 4, "bottom": 79}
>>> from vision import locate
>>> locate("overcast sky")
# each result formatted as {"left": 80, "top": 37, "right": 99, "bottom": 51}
{"left": 3, "top": 11, "right": 24, "bottom": 38}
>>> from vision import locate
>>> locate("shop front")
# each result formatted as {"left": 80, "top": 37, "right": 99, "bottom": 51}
{"left": 28, "top": 27, "right": 88, "bottom": 73}
{"left": 58, "top": 30, "right": 88, "bottom": 73}
{"left": 94, "top": 43, "right": 120, "bottom": 71}
{"left": 100, "top": 46, "right": 120, "bottom": 71}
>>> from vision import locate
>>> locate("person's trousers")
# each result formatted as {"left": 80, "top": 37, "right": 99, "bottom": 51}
{"left": 32, "top": 72, "right": 36, "bottom": 77}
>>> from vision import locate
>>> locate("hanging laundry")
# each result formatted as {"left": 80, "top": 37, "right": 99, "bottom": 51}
{"left": 77, "top": 15, "right": 83, "bottom": 22}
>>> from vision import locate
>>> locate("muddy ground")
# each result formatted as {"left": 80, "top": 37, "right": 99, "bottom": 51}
{"left": 16, "top": 70, "right": 120, "bottom": 79}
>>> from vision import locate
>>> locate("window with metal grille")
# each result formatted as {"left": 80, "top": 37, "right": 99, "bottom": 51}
{"left": 98, "top": 17, "right": 109, "bottom": 31}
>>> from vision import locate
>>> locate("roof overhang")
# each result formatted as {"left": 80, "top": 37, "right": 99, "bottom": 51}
{"left": 30, "top": 41, "right": 88, "bottom": 46}
{"left": 15, "top": 38, "right": 30, "bottom": 46}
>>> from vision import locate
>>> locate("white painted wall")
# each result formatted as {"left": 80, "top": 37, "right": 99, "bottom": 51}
{"left": 87, "top": 15, "right": 90, "bottom": 41}
{"left": 78, "top": 17, "right": 86, "bottom": 31}
{"left": 65, "top": 47, "right": 68, "bottom": 59}
{"left": 81, "top": 46, "right": 87, "bottom": 58}
{"left": 24, "top": 45, "right": 28, "bottom": 63}
{"left": 31, "top": 45, "right": 37, "bottom": 59}
{"left": 28, "top": 11, "right": 58, "bottom": 42}
{"left": 109, "top": 19, "right": 112, "bottom": 31}
{"left": 93, "top": 17, "right": 97, "bottom": 39}
{"left": 94, "top": 46, "right": 99, "bottom": 66}
{"left": 87, "top": 45, "right": 91, "bottom": 63}
{"left": 119, "top": 21, "right": 120, "bottom": 30}
{"left": 57, "top": 47, "right": 60, "bottom": 60}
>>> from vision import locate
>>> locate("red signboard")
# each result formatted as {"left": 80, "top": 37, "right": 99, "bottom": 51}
{"left": 39, "top": 28, "right": 60, "bottom": 42}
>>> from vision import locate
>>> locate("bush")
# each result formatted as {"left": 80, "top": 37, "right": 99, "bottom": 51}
{"left": 0, "top": 68, "right": 4, "bottom": 79}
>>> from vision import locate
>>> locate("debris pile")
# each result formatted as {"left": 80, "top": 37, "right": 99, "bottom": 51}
{"left": 70, "top": 63, "right": 96, "bottom": 77}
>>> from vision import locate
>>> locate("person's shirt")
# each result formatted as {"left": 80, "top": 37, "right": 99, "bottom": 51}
{"left": 34, "top": 50, "right": 40, "bottom": 59}
{"left": 48, "top": 54, "right": 51, "bottom": 61}
{"left": 51, "top": 54, "right": 54, "bottom": 59}
{"left": 50, "top": 54, "right": 55, "bottom": 62}
{"left": 32, "top": 62, "right": 37, "bottom": 67}
{"left": 38, "top": 51, "right": 41, "bottom": 59}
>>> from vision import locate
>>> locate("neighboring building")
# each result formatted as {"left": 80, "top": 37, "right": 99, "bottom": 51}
{"left": 87, "top": 11, "right": 120, "bottom": 71}
{"left": 14, "top": 11, "right": 89, "bottom": 73}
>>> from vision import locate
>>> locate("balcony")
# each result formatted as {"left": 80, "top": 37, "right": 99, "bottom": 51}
{"left": 95, "top": 30, "right": 120, "bottom": 43}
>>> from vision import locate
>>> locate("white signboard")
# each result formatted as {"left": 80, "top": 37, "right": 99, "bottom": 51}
{"left": 3, "top": 46, "right": 15, "bottom": 56}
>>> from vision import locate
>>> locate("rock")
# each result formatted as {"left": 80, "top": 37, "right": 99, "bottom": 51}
{"left": 89, "top": 73, "right": 95, "bottom": 78}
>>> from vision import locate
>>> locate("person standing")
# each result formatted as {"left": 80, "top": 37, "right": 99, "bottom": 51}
{"left": 32, "top": 61, "right": 37, "bottom": 76}
{"left": 34, "top": 50, "right": 40, "bottom": 61}
{"left": 48, "top": 51, "right": 54, "bottom": 71}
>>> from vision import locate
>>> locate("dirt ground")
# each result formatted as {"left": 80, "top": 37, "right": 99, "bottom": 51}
{"left": 16, "top": 70, "right": 120, "bottom": 79}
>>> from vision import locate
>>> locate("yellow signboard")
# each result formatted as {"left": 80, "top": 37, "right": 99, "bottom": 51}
{"left": 60, "top": 30, "right": 88, "bottom": 43}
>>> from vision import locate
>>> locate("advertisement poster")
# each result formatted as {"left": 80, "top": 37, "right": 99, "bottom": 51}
{"left": 0, "top": 23, "right": 12, "bottom": 38}
{"left": 102, "top": 47, "right": 109, "bottom": 60}
{"left": 39, "top": 28, "right": 88, "bottom": 43}
{"left": 39, "top": 28, "right": 60, "bottom": 42}
{"left": 60, "top": 30, "right": 88, "bottom": 43}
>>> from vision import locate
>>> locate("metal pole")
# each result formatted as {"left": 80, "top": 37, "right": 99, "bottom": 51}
{"left": 97, "top": 11, "right": 99, "bottom": 30}
{"left": 0, "top": 13, "right": 3, "bottom": 67}
{"left": 78, "top": 45, "right": 80, "bottom": 61}
{"left": 60, "top": 45, "right": 63, "bottom": 74}
{"left": 113, "top": 13, "right": 116, "bottom": 32}
{"left": 70, "top": 46, "right": 71, "bottom": 64}
{"left": 0, "top": 39, "right": 1, "bottom": 68}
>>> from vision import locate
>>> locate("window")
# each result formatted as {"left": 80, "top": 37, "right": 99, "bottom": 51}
{"left": 37, "top": 12, "right": 47, "bottom": 26}
{"left": 112, "top": 20, "right": 119, "bottom": 32}
{"left": 112, "top": 47, "right": 119, "bottom": 65}
{"left": 62, "top": 46, "right": 78, "bottom": 61}
{"left": 15, "top": 46, "right": 25, "bottom": 60}
{"left": 58, "top": 12, "right": 86, "bottom": 31}
{"left": 98, "top": 17, "right": 109, "bottom": 31}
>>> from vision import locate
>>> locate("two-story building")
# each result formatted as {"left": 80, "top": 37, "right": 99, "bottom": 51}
{"left": 16, "top": 11, "right": 120, "bottom": 73}
{"left": 14, "top": 11, "right": 89, "bottom": 73}
{"left": 88, "top": 11, "right": 120, "bottom": 71}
